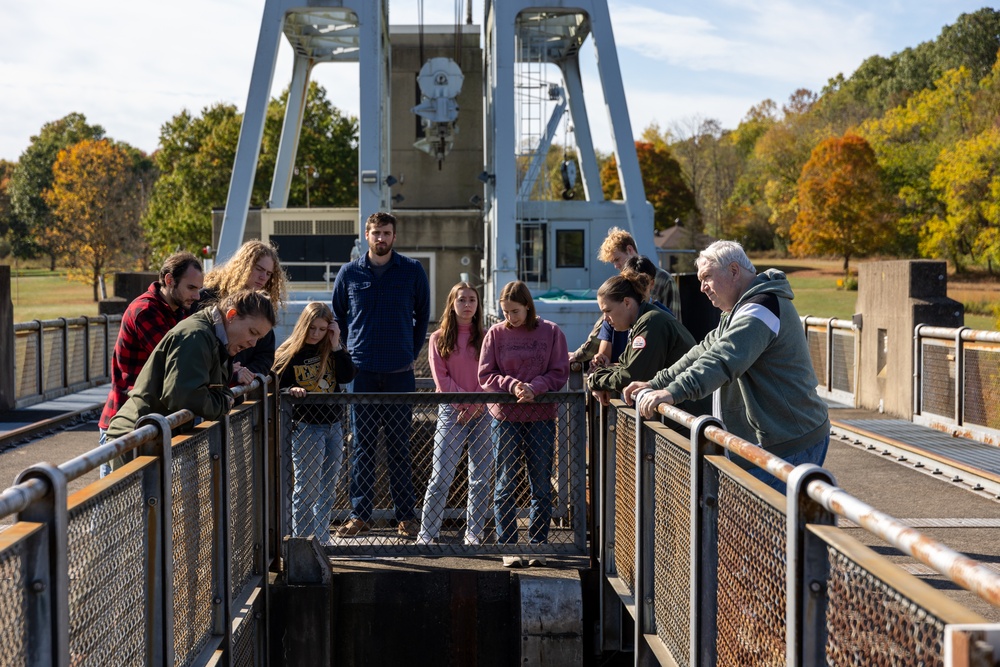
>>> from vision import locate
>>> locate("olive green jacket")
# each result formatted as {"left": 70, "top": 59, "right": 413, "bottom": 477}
{"left": 107, "top": 309, "right": 234, "bottom": 441}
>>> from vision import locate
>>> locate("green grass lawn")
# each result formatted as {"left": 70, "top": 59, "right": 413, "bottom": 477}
{"left": 7, "top": 271, "right": 101, "bottom": 322}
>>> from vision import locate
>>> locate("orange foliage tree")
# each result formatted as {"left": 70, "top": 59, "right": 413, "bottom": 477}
{"left": 44, "top": 139, "right": 147, "bottom": 300}
{"left": 601, "top": 141, "right": 697, "bottom": 231}
{"left": 791, "top": 133, "right": 894, "bottom": 273}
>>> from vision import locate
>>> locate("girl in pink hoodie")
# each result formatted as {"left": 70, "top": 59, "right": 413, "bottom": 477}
{"left": 417, "top": 282, "right": 492, "bottom": 546}
{"left": 478, "top": 281, "right": 568, "bottom": 566}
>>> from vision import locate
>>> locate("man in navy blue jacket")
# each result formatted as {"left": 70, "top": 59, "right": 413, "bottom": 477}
{"left": 332, "top": 212, "right": 431, "bottom": 538}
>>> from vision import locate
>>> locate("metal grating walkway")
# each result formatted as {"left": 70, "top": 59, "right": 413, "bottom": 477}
{"left": 837, "top": 419, "right": 1000, "bottom": 478}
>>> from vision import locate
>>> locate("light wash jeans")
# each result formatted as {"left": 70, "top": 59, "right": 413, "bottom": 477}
{"left": 744, "top": 433, "right": 831, "bottom": 495}
{"left": 418, "top": 405, "right": 492, "bottom": 542}
{"left": 291, "top": 421, "right": 345, "bottom": 540}
{"left": 492, "top": 419, "right": 556, "bottom": 545}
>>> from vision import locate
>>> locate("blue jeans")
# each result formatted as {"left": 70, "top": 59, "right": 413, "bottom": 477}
{"left": 419, "top": 405, "right": 492, "bottom": 542}
{"left": 349, "top": 370, "right": 417, "bottom": 522}
{"left": 745, "top": 434, "right": 831, "bottom": 495}
{"left": 492, "top": 419, "right": 555, "bottom": 545}
{"left": 291, "top": 421, "right": 344, "bottom": 540}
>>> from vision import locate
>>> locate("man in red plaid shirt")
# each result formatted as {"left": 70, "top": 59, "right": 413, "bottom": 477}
{"left": 98, "top": 252, "right": 204, "bottom": 474}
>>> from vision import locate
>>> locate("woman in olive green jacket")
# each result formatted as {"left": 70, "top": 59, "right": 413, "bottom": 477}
{"left": 587, "top": 270, "right": 710, "bottom": 416}
{"left": 107, "top": 290, "right": 276, "bottom": 450}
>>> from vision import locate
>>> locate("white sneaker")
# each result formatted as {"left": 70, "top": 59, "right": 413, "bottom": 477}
{"left": 527, "top": 556, "right": 547, "bottom": 567}
{"left": 502, "top": 555, "right": 526, "bottom": 568}
{"left": 463, "top": 535, "right": 481, "bottom": 546}
{"left": 414, "top": 534, "right": 437, "bottom": 546}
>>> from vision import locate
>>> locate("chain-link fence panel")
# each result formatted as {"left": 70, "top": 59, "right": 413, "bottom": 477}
{"left": 714, "top": 468, "right": 787, "bottom": 667}
{"left": 0, "top": 527, "right": 32, "bottom": 667}
{"left": 171, "top": 430, "right": 216, "bottom": 667}
{"left": 67, "top": 470, "right": 148, "bottom": 665}
{"left": 13, "top": 328, "right": 38, "bottom": 400}
{"left": 613, "top": 409, "right": 637, "bottom": 598}
{"left": 229, "top": 407, "right": 258, "bottom": 603}
{"left": 825, "top": 544, "right": 947, "bottom": 665}
{"left": 279, "top": 391, "right": 587, "bottom": 557}
{"left": 230, "top": 592, "right": 263, "bottom": 667}
{"left": 831, "top": 328, "right": 856, "bottom": 395}
{"left": 66, "top": 322, "right": 87, "bottom": 386}
{"left": 652, "top": 429, "right": 691, "bottom": 664}
{"left": 42, "top": 325, "right": 64, "bottom": 394}
{"left": 921, "top": 340, "right": 956, "bottom": 420}
{"left": 963, "top": 343, "right": 1000, "bottom": 430}
{"left": 806, "top": 326, "right": 827, "bottom": 388}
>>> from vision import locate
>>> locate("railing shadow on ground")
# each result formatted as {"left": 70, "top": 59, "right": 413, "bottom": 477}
{"left": 601, "top": 397, "right": 1000, "bottom": 666}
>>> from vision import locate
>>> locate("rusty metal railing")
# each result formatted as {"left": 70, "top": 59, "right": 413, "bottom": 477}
{"left": 12, "top": 315, "right": 121, "bottom": 408}
{"left": 914, "top": 326, "right": 1000, "bottom": 444}
{"left": 600, "top": 399, "right": 1000, "bottom": 666}
{"left": 0, "top": 376, "right": 273, "bottom": 667}
{"left": 802, "top": 316, "right": 859, "bottom": 407}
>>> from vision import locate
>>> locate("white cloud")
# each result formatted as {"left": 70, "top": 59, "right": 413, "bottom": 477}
{"left": 610, "top": 1, "right": 880, "bottom": 85}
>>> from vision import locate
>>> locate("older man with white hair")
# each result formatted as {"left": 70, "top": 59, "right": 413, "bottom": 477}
{"left": 623, "top": 240, "right": 829, "bottom": 493}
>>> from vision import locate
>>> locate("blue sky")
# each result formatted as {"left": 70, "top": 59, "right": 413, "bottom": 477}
{"left": 0, "top": 1, "right": 991, "bottom": 161}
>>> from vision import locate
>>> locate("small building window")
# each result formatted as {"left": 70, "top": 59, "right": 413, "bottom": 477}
{"left": 556, "top": 230, "right": 585, "bottom": 268}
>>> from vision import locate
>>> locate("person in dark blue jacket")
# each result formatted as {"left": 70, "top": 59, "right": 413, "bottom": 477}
{"left": 331, "top": 212, "right": 430, "bottom": 538}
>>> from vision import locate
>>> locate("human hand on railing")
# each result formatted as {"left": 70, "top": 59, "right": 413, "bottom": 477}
{"left": 514, "top": 382, "right": 535, "bottom": 403}
{"left": 232, "top": 362, "right": 255, "bottom": 385}
{"left": 591, "top": 389, "right": 611, "bottom": 406}
{"left": 621, "top": 380, "right": 651, "bottom": 406}
{"left": 588, "top": 353, "right": 610, "bottom": 371}
{"left": 638, "top": 389, "right": 674, "bottom": 419}
{"left": 288, "top": 386, "right": 308, "bottom": 398}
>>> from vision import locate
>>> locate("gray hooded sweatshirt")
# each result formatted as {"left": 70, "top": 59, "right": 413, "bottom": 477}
{"left": 649, "top": 269, "right": 829, "bottom": 460}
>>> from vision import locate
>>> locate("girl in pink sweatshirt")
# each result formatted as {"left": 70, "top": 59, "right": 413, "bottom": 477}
{"left": 417, "top": 282, "right": 492, "bottom": 546}
{"left": 478, "top": 281, "right": 568, "bottom": 565}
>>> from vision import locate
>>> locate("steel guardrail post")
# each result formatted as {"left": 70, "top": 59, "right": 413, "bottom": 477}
{"left": 58, "top": 317, "right": 68, "bottom": 391}
{"left": 32, "top": 319, "right": 44, "bottom": 398}
{"left": 689, "top": 414, "right": 725, "bottom": 667}
{"left": 913, "top": 324, "right": 924, "bottom": 417}
{"left": 81, "top": 316, "right": 91, "bottom": 383}
{"left": 136, "top": 413, "right": 175, "bottom": 667}
{"left": 826, "top": 317, "right": 836, "bottom": 393}
{"left": 786, "top": 464, "right": 836, "bottom": 667}
{"left": 634, "top": 406, "right": 657, "bottom": 665}
{"left": 254, "top": 373, "right": 272, "bottom": 663}
{"left": 587, "top": 392, "right": 600, "bottom": 570}
{"left": 15, "top": 462, "right": 69, "bottom": 667}
{"left": 571, "top": 394, "right": 588, "bottom": 552}
{"left": 954, "top": 327, "right": 968, "bottom": 426}
{"left": 212, "top": 411, "right": 235, "bottom": 656}
{"left": 601, "top": 402, "right": 622, "bottom": 653}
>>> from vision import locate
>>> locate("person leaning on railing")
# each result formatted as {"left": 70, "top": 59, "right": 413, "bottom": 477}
{"left": 197, "top": 240, "right": 288, "bottom": 387}
{"left": 586, "top": 267, "right": 710, "bottom": 417}
{"left": 623, "top": 240, "right": 830, "bottom": 495}
{"left": 105, "top": 290, "right": 277, "bottom": 469}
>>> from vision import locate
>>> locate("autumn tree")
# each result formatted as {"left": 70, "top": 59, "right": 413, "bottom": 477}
{"left": 601, "top": 141, "right": 696, "bottom": 231}
{"left": 0, "top": 160, "right": 18, "bottom": 258}
{"left": 857, "top": 66, "right": 978, "bottom": 255}
{"left": 7, "top": 113, "right": 105, "bottom": 267}
{"left": 921, "top": 127, "right": 1000, "bottom": 272}
{"left": 791, "top": 134, "right": 894, "bottom": 273}
{"left": 44, "top": 139, "right": 149, "bottom": 300}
